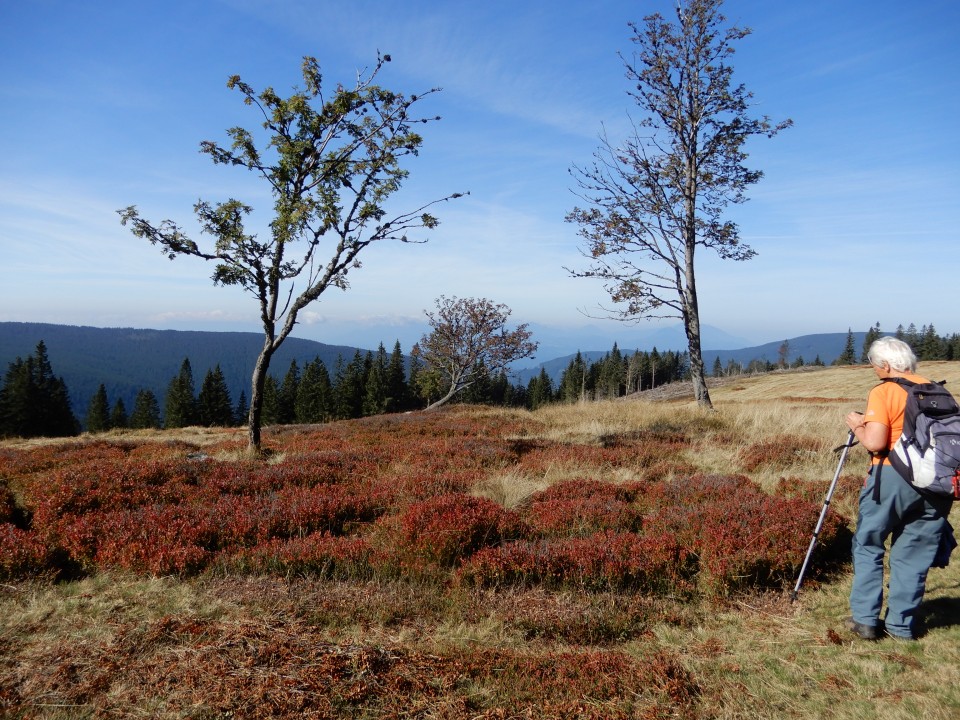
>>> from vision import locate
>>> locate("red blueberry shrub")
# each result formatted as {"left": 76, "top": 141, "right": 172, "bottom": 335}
{"left": 525, "top": 479, "right": 645, "bottom": 537}
{"left": 0, "top": 410, "right": 852, "bottom": 591}
{"left": 370, "top": 493, "right": 526, "bottom": 577}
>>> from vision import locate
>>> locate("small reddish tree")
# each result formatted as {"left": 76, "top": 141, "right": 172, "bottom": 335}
{"left": 414, "top": 296, "right": 538, "bottom": 410}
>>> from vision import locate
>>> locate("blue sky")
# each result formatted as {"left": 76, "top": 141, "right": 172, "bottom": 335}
{"left": 1, "top": 0, "right": 957, "bottom": 360}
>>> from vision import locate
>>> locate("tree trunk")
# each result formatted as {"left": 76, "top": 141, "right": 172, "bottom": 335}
{"left": 424, "top": 383, "right": 461, "bottom": 411}
{"left": 683, "top": 135, "right": 713, "bottom": 410}
{"left": 246, "top": 340, "right": 275, "bottom": 455}
{"left": 682, "top": 259, "right": 712, "bottom": 409}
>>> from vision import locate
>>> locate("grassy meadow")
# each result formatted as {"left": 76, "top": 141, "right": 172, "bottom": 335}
{"left": 2, "top": 362, "right": 959, "bottom": 718}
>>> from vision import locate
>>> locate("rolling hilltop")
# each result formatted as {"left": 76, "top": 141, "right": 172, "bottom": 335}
{"left": 0, "top": 322, "right": 863, "bottom": 415}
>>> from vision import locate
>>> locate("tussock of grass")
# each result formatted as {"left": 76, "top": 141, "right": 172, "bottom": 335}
{"left": 472, "top": 468, "right": 550, "bottom": 509}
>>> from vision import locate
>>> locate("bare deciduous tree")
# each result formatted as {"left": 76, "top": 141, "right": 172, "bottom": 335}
{"left": 566, "top": 0, "right": 790, "bottom": 408}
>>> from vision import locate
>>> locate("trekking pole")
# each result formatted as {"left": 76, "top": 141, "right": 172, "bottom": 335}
{"left": 790, "top": 427, "right": 858, "bottom": 603}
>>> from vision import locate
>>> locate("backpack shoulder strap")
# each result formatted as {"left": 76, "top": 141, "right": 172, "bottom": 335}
{"left": 871, "top": 378, "right": 913, "bottom": 502}
{"left": 881, "top": 377, "right": 916, "bottom": 390}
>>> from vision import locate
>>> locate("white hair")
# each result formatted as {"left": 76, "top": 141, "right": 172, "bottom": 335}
{"left": 867, "top": 336, "right": 917, "bottom": 373}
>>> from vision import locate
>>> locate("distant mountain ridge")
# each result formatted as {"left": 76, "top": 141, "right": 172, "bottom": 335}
{"left": 0, "top": 322, "right": 864, "bottom": 415}
{"left": 514, "top": 332, "right": 865, "bottom": 384}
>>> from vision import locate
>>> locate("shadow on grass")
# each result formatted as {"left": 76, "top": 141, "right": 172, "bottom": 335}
{"left": 919, "top": 593, "right": 960, "bottom": 631}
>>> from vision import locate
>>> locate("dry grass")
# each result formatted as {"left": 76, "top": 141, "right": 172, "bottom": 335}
{"left": 2, "top": 362, "right": 960, "bottom": 718}
{"left": 471, "top": 468, "right": 551, "bottom": 509}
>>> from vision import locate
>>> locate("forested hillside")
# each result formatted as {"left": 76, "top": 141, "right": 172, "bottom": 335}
{"left": 3, "top": 321, "right": 959, "bottom": 436}
{"left": 0, "top": 323, "right": 368, "bottom": 418}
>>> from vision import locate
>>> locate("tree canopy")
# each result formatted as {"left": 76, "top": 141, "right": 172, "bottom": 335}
{"left": 119, "top": 53, "right": 462, "bottom": 453}
{"left": 413, "top": 296, "right": 538, "bottom": 410}
{"left": 566, "top": 0, "right": 790, "bottom": 408}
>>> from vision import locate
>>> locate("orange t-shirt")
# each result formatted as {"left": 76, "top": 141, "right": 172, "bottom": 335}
{"left": 863, "top": 373, "right": 928, "bottom": 465}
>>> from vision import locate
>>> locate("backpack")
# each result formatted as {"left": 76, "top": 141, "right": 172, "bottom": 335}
{"left": 885, "top": 378, "right": 960, "bottom": 500}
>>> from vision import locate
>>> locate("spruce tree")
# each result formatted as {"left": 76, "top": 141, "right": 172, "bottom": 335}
{"left": 334, "top": 351, "right": 367, "bottom": 419}
{"left": 406, "top": 351, "right": 425, "bottom": 409}
{"left": 129, "top": 389, "right": 162, "bottom": 429}
{"left": 488, "top": 370, "right": 510, "bottom": 405}
{"left": 164, "top": 358, "right": 198, "bottom": 428}
{"left": 362, "top": 344, "right": 389, "bottom": 416}
{"left": 85, "top": 384, "right": 111, "bottom": 433}
{"left": 947, "top": 334, "right": 960, "bottom": 362}
{"left": 558, "top": 352, "right": 587, "bottom": 403}
{"left": 198, "top": 365, "right": 234, "bottom": 427}
{"left": 834, "top": 329, "right": 857, "bottom": 366}
{"left": 460, "top": 362, "right": 492, "bottom": 404}
{"left": 233, "top": 391, "right": 249, "bottom": 427}
{"left": 861, "top": 322, "right": 882, "bottom": 363}
{"left": 295, "top": 358, "right": 332, "bottom": 423}
{"left": 918, "top": 324, "right": 944, "bottom": 361}
{"left": 597, "top": 344, "right": 624, "bottom": 398}
{"left": 0, "top": 342, "right": 78, "bottom": 438}
{"left": 385, "top": 341, "right": 409, "bottom": 412}
{"left": 276, "top": 360, "right": 300, "bottom": 425}
{"left": 261, "top": 376, "right": 280, "bottom": 426}
{"left": 527, "top": 369, "right": 553, "bottom": 409}
{"left": 110, "top": 398, "right": 129, "bottom": 429}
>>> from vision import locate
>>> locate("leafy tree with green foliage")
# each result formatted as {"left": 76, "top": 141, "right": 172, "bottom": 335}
{"left": 164, "top": 358, "right": 198, "bottom": 428}
{"left": 198, "top": 365, "right": 234, "bottom": 427}
{"left": 566, "top": 0, "right": 790, "bottom": 409}
{"left": 129, "top": 389, "right": 162, "bottom": 429}
{"left": 85, "top": 384, "right": 111, "bottom": 433}
{"left": 119, "top": 53, "right": 463, "bottom": 454}
{"left": 0, "top": 341, "right": 77, "bottom": 438}
{"left": 415, "top": 296, "right": 538, "bottom": 410}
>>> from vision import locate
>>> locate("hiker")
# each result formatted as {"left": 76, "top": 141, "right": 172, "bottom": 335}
{"left": 842, "top": 336, "right": 953, "bottom": 641}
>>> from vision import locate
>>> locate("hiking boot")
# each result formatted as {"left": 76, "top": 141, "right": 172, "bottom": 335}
{"left": 844, "top": 616, "right": 878, "bottom": 640}
{"left": 884, "top": 630, "right": 916, "bottom": 642}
